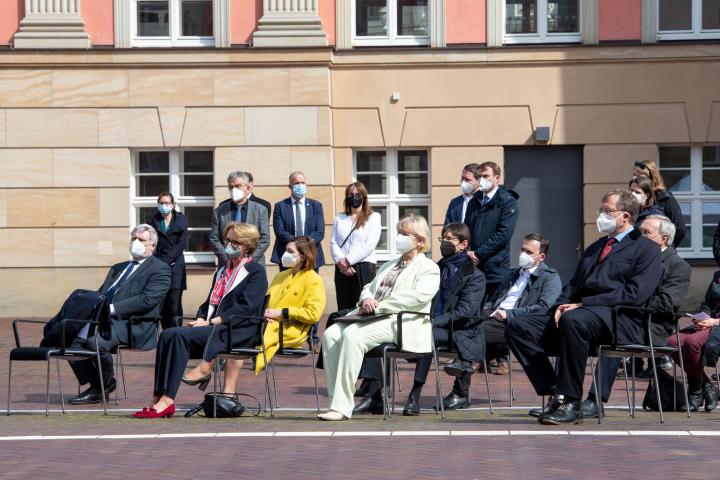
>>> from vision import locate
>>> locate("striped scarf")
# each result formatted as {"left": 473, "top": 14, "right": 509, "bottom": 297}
{"left": 209, "top": 257, "right": 252, "bottom": 306}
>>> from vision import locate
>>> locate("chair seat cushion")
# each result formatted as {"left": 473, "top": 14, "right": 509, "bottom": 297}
{"left": 10, "top": 347, "right": 96, "bottom": 361}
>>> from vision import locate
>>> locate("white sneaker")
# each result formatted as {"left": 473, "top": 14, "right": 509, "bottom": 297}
{"left": 317, "top": 410, "right": 349, "bottom": 421}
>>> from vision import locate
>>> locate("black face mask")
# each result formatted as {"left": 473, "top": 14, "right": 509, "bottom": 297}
{"left": 440, "top": 240, "right": 458, "bottom": 258}
{"left": 348, "top": 194, "right": 363, "bottom": 209}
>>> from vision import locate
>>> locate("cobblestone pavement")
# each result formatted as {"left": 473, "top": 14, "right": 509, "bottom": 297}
{"left": 2, "top": 317, "right": 719, "bottom": 479}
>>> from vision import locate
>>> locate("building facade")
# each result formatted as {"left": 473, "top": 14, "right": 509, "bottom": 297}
{"left": 1, "top": 0, "right": 719, "bottom": 316}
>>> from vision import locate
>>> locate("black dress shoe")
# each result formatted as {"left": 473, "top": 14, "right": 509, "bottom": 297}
{"left": 69, "top": 383, "right": 116, "bottom": 405}
{"left": 444, "top": 360, "right": 474, "bottom": 377}
{"left": 353, "top": 395, "right": 384, "bottom": 414}
{"left": 703, "top": 380, "right": 718, "bottom": 412}
{"left": 688, "top": 381, "right": 703, "bottom": 412}
{"left": 442, "top": 392, "right": 470, "bottom": 410}
{"left": 354, "top": 378, "right": 370, "bottom": 398}
{"left": 529, "top": 394, "right": 563, "bottom": 418}
{"left": 403, "top": 395, "right": 421, "bottom": 416}
{"left": 539, "top": 400, "right": 582, "bottom": 425}
{"left": 580, "top": 398, "right": 599, "bottom": 418}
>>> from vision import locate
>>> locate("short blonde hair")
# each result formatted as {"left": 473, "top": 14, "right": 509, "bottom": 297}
{"left": 396, "top": 214, "right": 431, "bottom": 253}
{"left": 223, "top": 222, "right": 260, "bottom": 256}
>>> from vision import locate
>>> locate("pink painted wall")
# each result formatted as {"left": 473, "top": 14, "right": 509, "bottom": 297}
{"left": 446, "top": 0, "right": 486, "bottom": 45}
{"left": 319, "top": 0, "right": 335, "bottom": 46}
{"left": 81, "top": 0, "right": 115, "bottom": 46}
{"left": 599, "top": 0, "right": 641, "bottom": 41}
{"left": 0, "top": 0, "right": 23, "bottom": 46}
{"left": 231, "top": 0, "right": 263, "bottom": 45}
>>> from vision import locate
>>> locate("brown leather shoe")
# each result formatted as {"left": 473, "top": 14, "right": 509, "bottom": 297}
{"left": 495, "top": 361, "right": 510, "bottom": 375}
{"left": 473, "top": 362, "right": 487, "bottom": 374}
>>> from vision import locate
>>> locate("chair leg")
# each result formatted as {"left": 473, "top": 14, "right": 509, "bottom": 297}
{"left": 649, "top": 352, "right": 664, "bottom": 424}
{"left": 594, "top": 353, "right": 602, "bottom": 425}
{"left": 716, "top": 363, "right": 720, "bottom": 393}
{"left": 114, "top": 351, "right": 120, "bottom": 405}
{"left": 483, "top": 359, "right": 493, "bottom": 414}
{"left": 381, "top": 354, "right": 389, "bottom": 420}
{"left": 45, "top": 358, "right": 51, "bottom": 416}
{"left": 6, "top": 360, "right": 12, "bottom": 415}
{"left": 56, "top": 359, "right": 65, "bottom": 414}
{"left": 675, "top": 333, "right": 691, "bottom": 418}
{"left": 260, "top": 348, "right": 274, "bottom": 417}
{"left": 309, "top": 348, "right": 321, "bottom": 413}
{"left": 213, "top": 360, "right": 219, "bottom": 418}
{"left": 390, "top": 358, "right": 397, "bottom": 417}
{"left": 395, "top": 361, "right": 402, "bottom": 393}
{"left": 508, "top": 355, "right": 514, "bottom": 407}
{"left": 631, "top": 356, "right": 637, "bottom": 417}
{"left": 96, "top": 352, "right": 107, "bottom": 416}
{"left": 270, "top": 361, "right": 279, "bottom": 409}
{"left": 118, "top": 348, "right": 128, "bottom": 400}
{"left": 620, "top": 357, "right": 632, "bottom": 418}
{"left": 433, "top": 349, "right": 445, "bottom": 420}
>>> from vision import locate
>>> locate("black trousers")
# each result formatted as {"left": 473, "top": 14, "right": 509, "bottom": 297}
{"left": 153, "top": 326, "right": 211, "bottom": 399}
{"left": 160, "top": 289, "right": 184, "bottom": 330}
{"left": 587, "top": 357, "right": 622, "bottom": 403}
{"left": 505, "top": 308, "right": 613, "bottom": 401}
{"left": 334, "top": 262, "right": 376, "bottom": 311}
{"left": 69, "top": 328, "right": 122, "bottom": 389}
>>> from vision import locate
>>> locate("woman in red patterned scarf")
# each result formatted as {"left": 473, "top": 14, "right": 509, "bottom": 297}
{"left": 132, "top": 222, "right": 268, "bottom": 419}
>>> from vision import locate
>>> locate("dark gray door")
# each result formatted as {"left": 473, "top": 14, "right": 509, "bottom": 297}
{"left": 504, "top": 147, "right": 583, "bottom": 284}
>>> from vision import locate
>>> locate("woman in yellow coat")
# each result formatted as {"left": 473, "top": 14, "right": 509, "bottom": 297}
{"left": 223, "top": 236, "right": 326, "bottom": 393}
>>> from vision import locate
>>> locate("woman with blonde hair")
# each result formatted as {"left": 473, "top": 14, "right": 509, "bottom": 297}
{"left": 633, "top": 159, "right": 686, "bottom": 247}
{"left": 319, "top": 214, "right": 440, "bottom": 421}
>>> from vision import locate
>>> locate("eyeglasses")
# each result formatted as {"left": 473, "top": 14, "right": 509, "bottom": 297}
{"left": 225, "top": 239, "right": 242, "bottom": 248}
{"left": 596, "top": 208, "right": 625, "bottom": 216}
{"left": 438, "top": 236, "right": 459, "bottom": 243}
{"left": 634, "top": 161, "right": 648, "bottom": 170}
{"left": 158, "top": 202, "right": 173, "bottom": 206}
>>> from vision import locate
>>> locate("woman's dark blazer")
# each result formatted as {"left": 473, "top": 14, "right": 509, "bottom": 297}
{"left": 195, "top": 260, "right": 268, "bottom": 362}
{"left": 146, "top": 210, "right": 188, "bottom": 290}
{"left": 700, "top": 270, "right": 720, "bottom": 367}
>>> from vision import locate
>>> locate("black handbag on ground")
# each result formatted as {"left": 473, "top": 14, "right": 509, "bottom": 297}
{"left": 185, "top": 393, "right": 260, "bottom": 418}
{"left": 642, "top": 367, "right": 687, "bottom": 412}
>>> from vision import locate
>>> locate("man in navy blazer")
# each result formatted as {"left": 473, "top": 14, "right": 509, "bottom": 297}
{"left": 270, "top": 171, "right": 325, "bottom": 269}
{"left": 506, "top": 189, "right": 662, "bottom": 424}
{"left": 444, "top": 163, "right": 481, "bottom": 226}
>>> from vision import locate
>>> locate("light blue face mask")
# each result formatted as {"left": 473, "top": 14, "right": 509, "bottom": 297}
{"left": 292, "top": 184, "right": 307, "bottom": 198}
{"left": 158, "top": 204, "right": 173, "bottom": 216}
{"left": 225, "top": 243, "right": 243, "bottom": 260}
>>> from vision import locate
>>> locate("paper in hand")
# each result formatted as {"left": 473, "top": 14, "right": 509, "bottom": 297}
{"left": 687, "top": 312, "right": 711, "bottom": 322}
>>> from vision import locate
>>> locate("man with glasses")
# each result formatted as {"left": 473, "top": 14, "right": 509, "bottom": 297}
{"left": 506, "top": 189, "right": 662, "bottom": 424}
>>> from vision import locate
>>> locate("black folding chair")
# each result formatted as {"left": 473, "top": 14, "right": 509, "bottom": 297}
{"left": 7, "top": 316, "right": 108, "bottom": 416}
{"left": 110, "top": 315, "right": 161, "bottom": 404}
{"left": 267, "top": 319, "right": 321, "bottom": 412}
{"left": 593, "top": 305, "right": 691, "bottom": 424}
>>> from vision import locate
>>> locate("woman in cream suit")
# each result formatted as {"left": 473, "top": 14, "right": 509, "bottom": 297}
{"left": 319, "top": 214, "right": 440, "bottom": 421}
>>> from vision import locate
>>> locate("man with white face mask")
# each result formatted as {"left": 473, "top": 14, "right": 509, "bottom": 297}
{"left": 506, "top": 189, "right": 662, "bottom": 425}
{"left": 209, "top": 171, "right": 270, "bottom": 266}
{"left": 68, "top": 225, "right": 171, "bottom": 405}
{"left": 444, "top": 163, "right": 482, "bottom": 225}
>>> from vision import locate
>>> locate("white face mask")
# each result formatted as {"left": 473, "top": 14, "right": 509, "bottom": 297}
{"left": 478, "top": 177, "right": 494, "bottom": 192}
{"left": 460, "top": 180, "right": 475, "bottom": 195}
{"left": 281, "top": 251, "right": 298, "bottom": 268}
{"left": 230, "top": 187, "right": 245, "bottom": 203}
{"left": 395, "top": 234, "right": 415, "bottom": 254}
{"left": 631, "top": 192, "right": 646, "bottom": 205}
{"left": 518, "top": 251, "right": 535, "bottom": 270}
{"left": 596, "top": 212, "right": 619, "bottom": 234}
{"left": 130, "top": 239, "right": 147, "bottom": 259}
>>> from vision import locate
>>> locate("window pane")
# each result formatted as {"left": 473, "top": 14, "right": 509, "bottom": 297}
{"left": 659, "top": 146, "right": 691, "bottom": 192}
{"left": 182, "top": 0, "right": 213, "bottom": 36}
{"left": 137, "top": 1, "right": 170, "bottom": 37}
{"left": 183, "top": 174, "right": 214, "bottom": 196}
{"left": 703, "top": 146, "right": 720, "bottom": 192}
{"left": 398, "top": 150, "right": 428, "bottom": 171}
{"left": 659, "top": 146, "right": 691, "bottom": 168}
{"left": 703, "top": 202, "right": 720, "bottom": 226}
{"left": 703, "top": 0, "right": 720, "bottom": 30}
{"left": 399, "top": 205, "right": 428, "bottom": 221}
{"left": 138, "top": 176, "right": 170, "bottom": 197}
{"left": 547, "top": 0, "right": 579, "bottom": 33}
{"left": 183, "top": 151, "right": 213, "bottom": 172}
{"left": 703, "top": 146, "right": 720, "bottom": 167}
{"left": 187, "top": 231, "right": 213, "bottom": 252}
{"left": 184, "top": 206, "right": 213, "bottom": 228}
{"left": 357, "top": 151, "right": 386, "bottom": 172}
{"left": 506, "top": 0, "right": 537, "bottom": 34}
{"left": 357, "top": 174, "right": 387, "bottom": 195}
{"left": 397, "top": 0, "right": 428, "bottom": 36}
{"left": 659, "top": 0, "right": 692, "bottom": 31}
{"left": 138, "top": 151, "right": 169, "bottom": 173}
{"left": 679, "top": 227, "right": 691, "bottom": 248}
{"left": 679, "top": 201, "right": 692, "bottom": 248}
{"left": 138, "top": 207, "right": 157, "bottom": 223}
{"left": 356, "top": 0, "right": 388, "bottom": 36}
{"left": 398, "top": 174, "right": 428, "bottom": 194}
{"left": 375, "top": 206, "right": 388, "bottom": 250}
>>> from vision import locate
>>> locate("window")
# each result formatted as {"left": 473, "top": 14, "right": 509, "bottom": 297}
{"left": 504, "top": 0, "right": 581, "bottom": 44}
{"left": 658, "top": 145, "right": 720, "bottom": 258}
{"left": 131, "top": 0, "right": 214, "bottom": 47}
{"left": 353, "top": 0, "right": 430, "bottom": 46}
{"left": 131, "top": 150, "right": 215, "bottom": 264}
{"left": 658, "top": 0, "right": 720, "bottom": 40}
{"left": 354, "top": 150, "right": 430, "bottom": 259}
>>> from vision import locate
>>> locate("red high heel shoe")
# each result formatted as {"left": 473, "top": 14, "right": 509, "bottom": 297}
{"left": 132, "top": 403, "right": 175, "bottom": 419}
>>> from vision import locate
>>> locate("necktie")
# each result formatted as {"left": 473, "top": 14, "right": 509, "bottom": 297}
{"left": 598, "top": 237, "right": 616, "bottom": 263}
{"left": 482, "top": 195, "right": 490, "bottom": 206}
{"left": 106, "top": 261, "right": 139, "bottom": 303}
{"left": 295, "top": 201, "right": 304, "bottom": 236}
{"left": 234, "top": 205, "right": 242, "bottom": 223}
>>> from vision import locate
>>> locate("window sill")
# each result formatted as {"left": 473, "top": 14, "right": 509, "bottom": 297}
{"left": 187, "top": 263, "right": 216, "bottom": 272}
{"left": 684, "top": 257, "right": 717, "bottom": 267}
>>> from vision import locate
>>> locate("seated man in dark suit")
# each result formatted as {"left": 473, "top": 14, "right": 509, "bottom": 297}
{"left": 506, "top": 189, "right": 662, "bottom": 424}
{"left": 442, "top": 233, "right": 562, "bottom": 410}
{"left": 69, "top": 225, "right": 171, "bottom": 404}
{"left": 580, "top": 214, "right": 692, "bottom": 417}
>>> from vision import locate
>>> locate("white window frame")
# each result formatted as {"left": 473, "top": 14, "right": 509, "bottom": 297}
{"left": 657, "top": 0, "right": 720, "bottom": 41}
{"left": 353, "top": 149, "right": 431, "bottom": 261}
{"left": 115, "top": 0, "right": 230, "bottom": 48}
{"left": 352, "top": 0, "right": 432, "bottom": 47}
{"left": 130, "top": 149, "right": 215, "bottom": 264}
{"left": 503, "top": 0, "right": 582, "bottom": 44}
{"left": 658, "top": 144, "right": 720, "bottom": 259}
{"left": 130, "top": 0, "right": 214, "bottom": 47}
